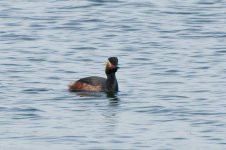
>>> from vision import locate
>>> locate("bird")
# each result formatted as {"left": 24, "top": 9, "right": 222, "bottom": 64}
{"left": 69, "top": 57, "right": 119, "bottom": 93}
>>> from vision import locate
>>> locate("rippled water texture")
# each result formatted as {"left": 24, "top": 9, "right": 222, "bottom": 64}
{"left": 1, "top": 0, "right": 226, "bottom": 149}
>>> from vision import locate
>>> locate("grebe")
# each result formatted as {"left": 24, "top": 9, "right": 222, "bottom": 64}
{"left": 69, "top": 57, "right": 119, "bottom": 92}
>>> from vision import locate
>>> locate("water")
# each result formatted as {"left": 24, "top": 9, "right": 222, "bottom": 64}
{"left": 1, "top": 0, "right": 226, "bottom": 149}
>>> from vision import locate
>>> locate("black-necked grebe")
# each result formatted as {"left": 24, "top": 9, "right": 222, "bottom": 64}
{"left": 69, "top": 57, "right": 119, "bottom": 92}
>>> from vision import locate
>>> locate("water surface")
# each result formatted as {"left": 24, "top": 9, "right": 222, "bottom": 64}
{"left": 1, "top": 0, "right": 226, "bottom": 149}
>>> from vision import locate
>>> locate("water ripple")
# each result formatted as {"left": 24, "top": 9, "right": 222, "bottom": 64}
{"left": 1, "top": 0, "right": 226, "bottom": 149}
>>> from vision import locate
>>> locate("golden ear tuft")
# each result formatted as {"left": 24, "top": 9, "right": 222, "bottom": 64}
{"left": 106, "top": 60, "right": 114, "bottom": 69}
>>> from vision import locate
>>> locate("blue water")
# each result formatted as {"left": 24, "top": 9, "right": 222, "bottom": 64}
{"left": 1, "top": 0, "right": 226, "bottom": 149}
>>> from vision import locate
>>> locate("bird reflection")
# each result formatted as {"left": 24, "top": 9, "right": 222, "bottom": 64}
{"left": 107, "top": 92, "right": 120, "bottom": 106}
{"left": 72, "top": 91, "right": 120, "bottom": 105}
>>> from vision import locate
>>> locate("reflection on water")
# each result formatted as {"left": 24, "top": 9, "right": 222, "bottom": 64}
{"left": 72, "top": 91, "right": 120, "bottom": 106}
{"left": 72, "top": 91, "right": 106, "bottom": 97}
{"left": 108, "top": 93, "right": 120, "bottom": 106}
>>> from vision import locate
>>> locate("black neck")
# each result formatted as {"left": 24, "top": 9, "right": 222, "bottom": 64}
{"left": 106, "top": 72, "right": 118, "bottom": 92}
{"left": 105, "top": 68, "right": 118, "bottom": 75}
{"left": 106, "top": 72, "right": 116, "bottom": 80}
